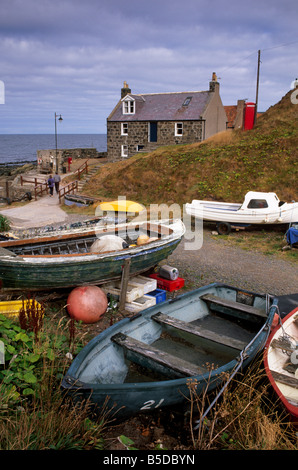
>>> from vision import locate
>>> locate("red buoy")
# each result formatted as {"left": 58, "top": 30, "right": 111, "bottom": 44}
{"left": 67, "top": 286, "right": 108, "bottom": 324}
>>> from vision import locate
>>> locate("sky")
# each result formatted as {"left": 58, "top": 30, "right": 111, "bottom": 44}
{"left": 0, "top": 0, "right": 297, "bottom": 134}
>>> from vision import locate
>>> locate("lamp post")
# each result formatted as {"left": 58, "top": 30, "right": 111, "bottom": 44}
{"left": 55, "top": 112, "right": 63, "bottom": 170}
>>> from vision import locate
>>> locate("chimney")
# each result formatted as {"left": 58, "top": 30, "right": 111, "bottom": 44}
{"left": 121, "top": 81, "right": 131, "bottom": 98}
{"left": 209, "top": 72, "right": 219, "bottom": 93}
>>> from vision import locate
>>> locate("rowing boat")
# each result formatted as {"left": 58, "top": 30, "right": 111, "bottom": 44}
{"left": 264, "top": 307, "right": 298, "bottom": 426}
{"left": 0, "top": 219, "right": 185, "bottom": 291}
{"left": 61, "top": 283, "right": 276, "bottom": 419}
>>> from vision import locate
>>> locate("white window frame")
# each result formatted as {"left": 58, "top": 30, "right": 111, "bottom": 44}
{"left": 121, "top": 122, "right": 128, "bottom": 135}
{"left": 175, "top": 122, "right": 183, "bottom": 136}
{"left": 121, "top": 145, "right": 128, "bottom": 158}
{"left": 122, "top": 97, "right": 135, "bottom": 115}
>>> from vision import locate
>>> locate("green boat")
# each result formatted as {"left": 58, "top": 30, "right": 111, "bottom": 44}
{"left": 61, "top": 283, "right": 277, "bottom": 419}
{"left": 0, "top": 219, "right": 185, "bottom": 291}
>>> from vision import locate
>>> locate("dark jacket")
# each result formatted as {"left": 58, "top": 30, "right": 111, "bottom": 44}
{"left": 48, "top": 177, "right": 54, "bottom": 187}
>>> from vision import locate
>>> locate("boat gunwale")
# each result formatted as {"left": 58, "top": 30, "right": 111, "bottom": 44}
{"left": 264, "top": 307, "right": 298, "bottom": 419}
{"left": 0, "top": 237, "right": 182, "bottom": 263}
{"left": 0, "top": 220, "right": 184, "bottom": 261}
{"left": 0, "top": 221, "right": 175, "bottom": 248}
{"left": 63, "top": 284, "right": 277, "bottom": 392}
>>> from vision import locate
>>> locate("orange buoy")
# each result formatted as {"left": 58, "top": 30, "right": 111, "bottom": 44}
{"left": 67, "top": 286, "right": 108, "bottom": 324}
{"left": 271, "top": 313, "right": 280, "bottom": 329}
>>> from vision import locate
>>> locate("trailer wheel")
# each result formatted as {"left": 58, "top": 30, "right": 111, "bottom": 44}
{"left": 216, "top": 222, "right": 231, "bottom": 235}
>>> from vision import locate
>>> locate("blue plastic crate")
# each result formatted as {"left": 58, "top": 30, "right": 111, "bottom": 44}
{"left": 147, "top": 288, "right": 166, "bottom": 304}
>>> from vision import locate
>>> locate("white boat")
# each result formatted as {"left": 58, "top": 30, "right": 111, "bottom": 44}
{"left": 185, "top": 191, "right": 298, "bottom": 234}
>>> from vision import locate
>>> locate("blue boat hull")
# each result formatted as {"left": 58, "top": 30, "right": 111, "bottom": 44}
{"left": 62, "top": 283, "right": 277, "bottom": 419}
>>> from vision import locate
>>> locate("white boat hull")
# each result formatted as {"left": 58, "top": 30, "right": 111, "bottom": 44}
{"left": 185, "top": 201, "right": 298, "bottom": 225}
{"left": 186, "top": 192, "right": 298, "bottom": 226}
{"left": 264, "top": 307, "right": 298, "bottom": 424}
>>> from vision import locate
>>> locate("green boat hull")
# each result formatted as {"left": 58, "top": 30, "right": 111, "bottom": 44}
{"left": 0, "top": 220, "right": 184, "bottom": 291}
{"left": 0, "top": 239, "right": 180, "bottom": 290}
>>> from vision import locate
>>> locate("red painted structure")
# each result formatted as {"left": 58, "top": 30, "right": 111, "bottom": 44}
{"left": 244, "top": 102, "right": 256, "bottom": 130}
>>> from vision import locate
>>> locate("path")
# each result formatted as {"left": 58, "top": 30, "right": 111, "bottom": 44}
{"left": 0, "top": 192, "right": 67, "bottom": 229}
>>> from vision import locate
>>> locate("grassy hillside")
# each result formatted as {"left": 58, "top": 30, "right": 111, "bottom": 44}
{"left": 83, "top": 90, "right": 298, "bottom": 206}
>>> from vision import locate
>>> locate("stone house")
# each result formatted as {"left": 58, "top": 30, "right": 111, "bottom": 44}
{"left": 107, "top": 73, "right": 227, "bottom": 160}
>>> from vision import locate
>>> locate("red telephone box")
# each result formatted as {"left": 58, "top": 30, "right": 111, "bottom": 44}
{"left": 244, "top": 102, "right": 256, "bottom": 130}
{"left": 68, "top": 157, "right": 72, "bottom": 171}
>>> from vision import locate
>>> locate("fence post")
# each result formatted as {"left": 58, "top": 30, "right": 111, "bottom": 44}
{"left": 119, "top": 258, "right": 131, "bottom": 313}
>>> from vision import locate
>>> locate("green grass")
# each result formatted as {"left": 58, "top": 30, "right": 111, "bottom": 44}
{"left": 213, "top": 228, "right": 298, "bottom": 262}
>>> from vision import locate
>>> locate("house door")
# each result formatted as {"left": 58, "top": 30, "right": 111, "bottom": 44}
{"left": 149, "top": 122, "right": 157, "bottom": 142}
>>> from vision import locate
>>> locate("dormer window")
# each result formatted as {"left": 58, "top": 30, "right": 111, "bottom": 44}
{"left": 122, "top": 96, "right": 135, "bottom": 114}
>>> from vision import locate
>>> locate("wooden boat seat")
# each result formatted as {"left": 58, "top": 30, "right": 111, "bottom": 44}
{"left": 111, "top": 332, "right": 205, "bottom": 379}
{"left": 200, "top": 293, "right": 266, "bottom": 318}
{"left": 152, "top": 312, "right": 247, "bottom": 351}
{"left": 270, "top": 370, "right": 298, "bottom": 390}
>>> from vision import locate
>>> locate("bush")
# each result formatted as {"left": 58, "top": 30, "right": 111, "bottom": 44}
{"left": 0, "top": 215, "right": 10, "bottom": 232}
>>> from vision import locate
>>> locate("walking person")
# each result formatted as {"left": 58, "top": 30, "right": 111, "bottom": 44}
{"left": 47, "top": 174, "right": 54, "bottom": 197}
{"left": 53, "top": 172, "right": 61, "bottom": 194}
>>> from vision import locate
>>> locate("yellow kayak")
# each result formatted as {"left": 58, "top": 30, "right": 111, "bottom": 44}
{"left": 99, "top": 200, "right": 145, "bottom": 214}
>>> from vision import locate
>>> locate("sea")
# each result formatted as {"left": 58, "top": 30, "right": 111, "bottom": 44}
{"left": 0, "top": 134, "right": 107, "bottom": 166}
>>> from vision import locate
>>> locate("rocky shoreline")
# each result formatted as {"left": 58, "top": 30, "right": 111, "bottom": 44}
{"left": 0, "top": 161, "right": 37, "bottom": 178}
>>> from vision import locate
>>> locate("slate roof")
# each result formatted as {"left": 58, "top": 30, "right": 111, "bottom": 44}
{"left": 108, "top": 91, "right": 212, "bottom": 122}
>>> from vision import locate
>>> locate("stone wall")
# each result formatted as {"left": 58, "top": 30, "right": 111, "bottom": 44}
{"left": 37, "top": 148, "right": 106, "bottom": 173}
{"left": 107, "top": 120, "right": 204, "bottom": 160}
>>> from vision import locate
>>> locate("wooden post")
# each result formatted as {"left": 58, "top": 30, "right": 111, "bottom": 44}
{"left": 119, "top": 258, "right": 131, "bottom": 313}
{"left": 254, "top": 49, "right": 261, "bottom": 126}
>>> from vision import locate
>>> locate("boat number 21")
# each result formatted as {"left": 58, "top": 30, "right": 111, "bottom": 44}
{"left": 140, "top": 398, "right": 165, "bottom": 410}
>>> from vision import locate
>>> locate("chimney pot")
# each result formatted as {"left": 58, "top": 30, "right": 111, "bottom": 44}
{"left": 121, "top": 81, "right": 131, "bottom": 98}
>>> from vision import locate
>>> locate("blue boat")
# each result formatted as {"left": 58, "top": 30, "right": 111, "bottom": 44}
{"left": 61, "top": 283, "right": 277, "bottom": 419}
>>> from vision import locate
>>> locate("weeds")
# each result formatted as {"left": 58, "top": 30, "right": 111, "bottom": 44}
{"left": 0, "top": 306, "right": 109, "bottom": 450}
{"left": 0, "top": 214, "right": 10, "bottom": 232}
{"left": 188, "top": 360, "right": 297, "bottom": 450}
{"left": 0, "top": 384, "right": 107, "bottom": 450}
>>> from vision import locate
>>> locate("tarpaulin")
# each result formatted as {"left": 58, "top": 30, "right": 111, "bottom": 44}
{"left": 286, "top": 227, "right": 298, "bottom": 246}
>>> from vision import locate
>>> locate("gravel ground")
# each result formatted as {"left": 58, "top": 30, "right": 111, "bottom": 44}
{"left": 168, "top": 228, "right": 298, "bottom": 297}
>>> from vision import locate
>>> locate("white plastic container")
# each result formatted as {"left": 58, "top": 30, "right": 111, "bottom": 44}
{"left": 102, "top": 282, "right": 143, "bottom": 303}
{"left": 125, "top": 295, "right": 156, "bottom": 313}
{"left": 129, "top": 275, "right": 157, "bottom": 294}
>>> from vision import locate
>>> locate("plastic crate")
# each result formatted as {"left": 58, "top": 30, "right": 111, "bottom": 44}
{"left": 125, "top": 295, "right": 156, "bottom": 313}
{"left": 128, "top": 275, "right": 157, "bottom": 294}
{"left": 147, "top": 289, "right": 167, "bottom": 304}
{"left": 149, "top": 273, "right": 185, "bottom": 292}
{"left": 101, "top": 282, "right": 144, "bottom": 303}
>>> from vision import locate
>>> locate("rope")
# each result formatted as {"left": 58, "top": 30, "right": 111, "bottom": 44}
{"left": 193, "top": 295, "right": 275, "bottom": 431}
